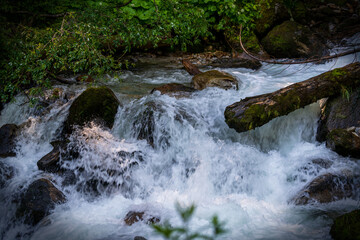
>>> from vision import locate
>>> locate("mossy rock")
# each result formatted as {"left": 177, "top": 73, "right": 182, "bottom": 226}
{"left": 261, "top": 20, "right": 326, "bottom": 58}
{"left": 255, "top": 0, "right": 290, "bottom": 37}
{"left": 326, "top": 129, "right": 360, "bottom": 159}
{"left": 64, "top": 87, "right": 119, "bottom": 134}
{"left": 330, "top": 210, "right": 360, "bottom": 240}
{"left": 192, "top": 70, "right": 238, "bottom": 90}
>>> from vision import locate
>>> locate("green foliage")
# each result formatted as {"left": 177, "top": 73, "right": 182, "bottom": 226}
{"left": 0, "top": 0, "right": 260, "bottom": 103}
{"left": 152, "top": 203, "right": 227, "bottom": 240}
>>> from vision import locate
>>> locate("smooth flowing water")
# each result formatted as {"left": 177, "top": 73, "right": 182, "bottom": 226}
{"left": 0, "top": 53, "right": 359, "bottom": 240}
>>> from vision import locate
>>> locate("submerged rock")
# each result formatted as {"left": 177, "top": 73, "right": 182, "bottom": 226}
{"left": 330, "top": 209, "right": 360, "bottom": 240}
{"left": 124, "top": 211, "right": 160, "bottom": 226}
{"left": 292, "top": 171, "right": 357, "bottom": 205}
{"left": 192, "top": 70, "right": 238, "bottom": 90}
{"left": 16, "top": 178, "right": 66, "bottom": 225}
{"left": 0, "top": 124, "right": 19, "bottom": 158}
{"left": 261, "top": 20, "right": 327, "bottom": 58}
{"left": 326, "top": 128, "right": 360, "bottom": 159}
{"left": 63, "top": 87, "right": 119, "bottom": 134}
{"left": 150, "top": 83, "right": 197, "bottom": 97}
{"left": 317, "top": 88, "right": 360, "bottom": 142}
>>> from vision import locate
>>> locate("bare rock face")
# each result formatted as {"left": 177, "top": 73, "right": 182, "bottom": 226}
{"left": 292, "top": 171, "right": 357, "bottom": 205}
{"left": 124, "top": 211, "right": 160, "bottom": 226}
{"left": 0, "top": 124, "right": 19, "bottom": 158}
{"left": 16, "top": 178, "right": 66, "bottom": 225}
{"left": 192, "top": 70, "right": 239, "bottom": 90}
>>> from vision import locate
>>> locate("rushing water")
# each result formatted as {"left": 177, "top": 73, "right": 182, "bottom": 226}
{"left": 0, "top": 53, "right": 360, "bottom": 240}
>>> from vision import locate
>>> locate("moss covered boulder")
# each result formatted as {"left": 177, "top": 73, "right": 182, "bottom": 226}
{"left": 63, "top": 87, "right": 119, "bottom": 134}
{"left": 255, "top": 0, "right": 290, "bottom": 37}
{"left": 261, "top": 20, "right": 326, "bottom": 58}
{"left": 192, "top": 70, "right": 239, "bottom": 90}
{"left": 330, "top": 210, "right": 360, "bottom": 240}
{"left": 327, "top": 128, "right": 360, "bottom": 159}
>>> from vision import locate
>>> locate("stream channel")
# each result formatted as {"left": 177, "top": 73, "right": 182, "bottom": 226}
{"left": 0, "top": 50, "right": 360, "bottom": 239}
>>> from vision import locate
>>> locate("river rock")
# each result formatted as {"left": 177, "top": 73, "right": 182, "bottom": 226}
{"left": 317, "top": 88, "right": 360, "bottom": 142}
{"left": 292, "top": 171, "right": 357, "bottom": 205}
{"left": 330, "top": 209, "right": 360, "bottom": 240}
{"left": 63, "top": 87, "right": 119, "bottom": 134}
{"left": 261, "top": 20, "right": 327, "bottom": 58}
{"left": 150, "top": 83, "right": 197, "bottom": 97}
{"left": 326, "top": 128, "right": 360, "bottom": 159}
{"left": 134, "top": 237, "right": 147, "bottom": 240}
{"left": 124, "top": 211, "right": 160, "bottom": 226}
{"left": 192, "top": 70, "right": 238, "bottom": 90}
{"left": 208, "top": 54, "right": 262, "bottom": 70}
{"left": 37, "top": 147, "right": 62, "bottom": 173}
{"left": 0, "top": 124, "right": 19, "bottom": 158}
{"left": 16, "top": 178, "right": 66, "bottom": 225}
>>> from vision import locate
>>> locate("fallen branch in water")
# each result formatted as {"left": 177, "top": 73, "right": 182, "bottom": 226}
{"left": 239, "top": 25, "right": 360, "bottom": 65}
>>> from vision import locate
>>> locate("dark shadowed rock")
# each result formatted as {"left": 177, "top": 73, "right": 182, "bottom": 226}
{"left": 151, "top": 83, "right": 197, "bottom": 98}
{"left": 292, "top": 171, "right": 357, "bottom": 205}
{"left": 16, "top": 178, "right": 66, "bottom": 225}
{"left": 192, "top": 70, "right": 238, "bottom": 90}
{"left": 0, "top": 124, "right": 19, "bottom": 158}
{"left": 261, "top": 21, "right": 327, "bottom": 58}
{"left": 37, "top": 147, "right": 61, "bottom": 173}
{"left": 134, "top": 237, "right": 147, "bottom": 240}
{"left": 317, "top": 88, "right": 360, "bottom": 142}
{"left": 330, "top": 209, "right": 360, "bottom": 240}
{"left": 63, "top": 87, "right": 119, "bottom": 134}
{"left": 208, "top": 55, "right": 262, "bottom": 70}
{"left": 326, "top": 128, "right": 360, "bottom": 159}
{"left": 124, "top": 211, "right": 160, "bottom": 226}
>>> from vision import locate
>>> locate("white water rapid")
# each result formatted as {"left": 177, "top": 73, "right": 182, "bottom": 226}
{"left": 0, "top": 53, "right": 359, "bottom": 240}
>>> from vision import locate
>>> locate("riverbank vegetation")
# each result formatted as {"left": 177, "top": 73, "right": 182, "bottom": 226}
{"left": 0, "top": 0, "right": 260, "bottom": 103}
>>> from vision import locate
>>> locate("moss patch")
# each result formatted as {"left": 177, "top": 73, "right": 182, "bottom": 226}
{"left": 330, "top": 210, "right": 360, "bottom": 240}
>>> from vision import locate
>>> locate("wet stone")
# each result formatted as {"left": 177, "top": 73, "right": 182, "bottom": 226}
{"left": 16, "top": 178, "right": 66, "bottom": 225}
{"left": 124, "top": 211, "right": 160, "bottom": 226}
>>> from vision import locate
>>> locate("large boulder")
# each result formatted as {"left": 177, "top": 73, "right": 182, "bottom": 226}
{"left": 326, "top": 128, "right": 360, "bottom": 159}
{"left": 151, "top": 83, "right": 197, "bottom": 98}
{"left": 16, "top": 178, "right": 66, "bottom": 225}
{"left": 292, "top": 171, "right": 357, "bottom": 205}
{"left": 330, "top": 209, "right": 360, "bottom": 240}
{"left": 317, "top": 88, "right": 360, "bottom": 142}
{"left": 192, "top": 70, "right": 238, "bottom": 90}
{"left": 0, "top": 124, "right": 19, "bottom": 158}
{"left": 63, "top": 87, "right": 119, "bottom": 134}
{"left": 261, "top": 20, "right": 327, "bottom": 58}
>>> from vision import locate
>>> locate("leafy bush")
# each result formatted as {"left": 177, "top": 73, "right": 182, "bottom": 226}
{"left": 152, "top": 203, "right": 227, "bottom": 240}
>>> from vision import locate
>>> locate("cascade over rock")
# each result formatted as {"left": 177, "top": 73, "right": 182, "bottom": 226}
{"left": 16, "top": 178, "right": 66, "bottom": 225}
{"left": 63, "top": 86, "right": 119, "bottom": 134}
{"left": 225, "top": 63, "right": 360, "bottom": 133}
{"left": 292, "top": 171, "right": 357, "bottom": 205}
